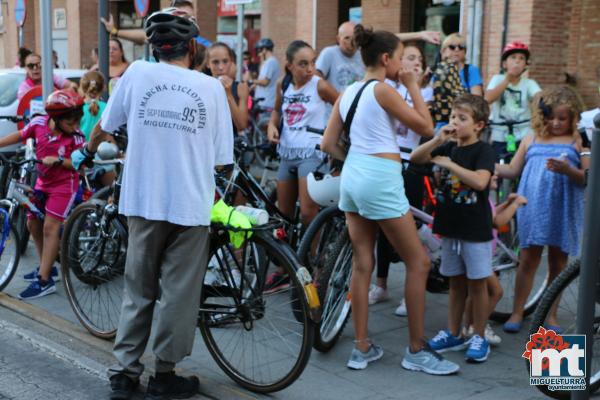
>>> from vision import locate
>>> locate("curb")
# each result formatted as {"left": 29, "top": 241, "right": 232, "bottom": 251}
{"left": 0, "top": 293, "right": 258, "bottom": 400}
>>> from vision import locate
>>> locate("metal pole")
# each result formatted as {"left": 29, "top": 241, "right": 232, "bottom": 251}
{"left": 18, "top": 27, "right": 23, "bottom": 47}
{"left": 39, "top": 0, "right": 53, "bottom": 102}
{"left": 572, "top": 114, "right": 600, "bottom": 400}
{"left": 98, "top": 0, "right": 110, "bottom": 100}
{"left": 236, "top": 4, "right": 244, "bottom": 82}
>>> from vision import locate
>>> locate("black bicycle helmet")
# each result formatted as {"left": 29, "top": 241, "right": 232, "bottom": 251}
{"left": 255, "top": 38, "right": 274, "bottom": 51}
{"left": 145, "top": 8, "right": 199, "bottom": 56}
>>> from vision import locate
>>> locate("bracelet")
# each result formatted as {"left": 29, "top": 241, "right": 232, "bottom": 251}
{"left": 111, "top": 27, "right": 118, "bottom": 36}
{"left": 580, "top": 151, "right": 591, "bottom": 157}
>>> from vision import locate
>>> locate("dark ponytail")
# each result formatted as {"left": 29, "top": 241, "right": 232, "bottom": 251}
{"left": 354, "top": 24, "right": 400, "bottom": 67}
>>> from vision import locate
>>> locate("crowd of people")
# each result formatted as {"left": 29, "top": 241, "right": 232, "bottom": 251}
{"left": 3, "top": 0, "right": 598, "bottom": 398}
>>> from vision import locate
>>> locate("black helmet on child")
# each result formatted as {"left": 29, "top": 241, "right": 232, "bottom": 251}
{"left": 255, "top": 38, "right": 274, "bottom": 51}
{"left": 145, "top": 8, "right": 199, "bottom": 57}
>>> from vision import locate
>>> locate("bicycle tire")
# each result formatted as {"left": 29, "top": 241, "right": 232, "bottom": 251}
{"left": 527, "top": 259, "right": 600, "bottom": 398}
{"left": 313, "top": 228, "right": 352, "bottom": 353}
{"left": 489, "top": 236, "right": 548, "bottom": 322}
{"left": 296, "top": 206, "right": 345, "bottom": 273}
{"left": 14, "top": 207, "right": 29, "bottom": 255}
{"left": 198, "top": 229, "right": 314, "bottom": 393}
{"left": 0, "top": 218, "right": 21, "bottom": 292}
{"left": 60, "top": 200, "right": 127, "bottom": 339}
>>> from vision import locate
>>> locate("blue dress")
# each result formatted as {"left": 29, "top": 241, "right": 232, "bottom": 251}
{"left": 517, "top": 139, "right": 584, "bottom": 255}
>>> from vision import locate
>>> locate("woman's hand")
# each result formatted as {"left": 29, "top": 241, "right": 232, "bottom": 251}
{"left": 218, "top": 76, "right": 234, "bottom": 94}
{"left": 507, "top": 193, "right": 528, "bottom": 206}
{"left": 546, "top": 157, "right": 570, "bottom": 175}
{"left": 100, "top": 14, "right": 115, "bottom": 34}
{"left": 267, "top": 124, "right": 280, "bottom": 144}
{"left": 398, "top": 67, "right": 418, "bottom": 88}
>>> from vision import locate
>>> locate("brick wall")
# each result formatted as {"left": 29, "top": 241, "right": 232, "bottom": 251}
{"left": 261, "top": 0, "right": 298, "bottom": 64}
{"left": 195, "top": 0, "right": 217, "bottom": 41}
{"left": 570, "top": 0, "right": 600, "bottom": 108}
{"left": 316, "top": 0, "right": 338, "bottom": 52}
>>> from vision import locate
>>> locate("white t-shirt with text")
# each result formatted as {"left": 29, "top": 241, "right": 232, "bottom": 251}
{"left": 101, "top": 61, "right": 233, "bottom": 226}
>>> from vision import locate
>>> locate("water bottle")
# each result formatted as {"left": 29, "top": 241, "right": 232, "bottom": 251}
{"left": 235, "top": 206, "right": 269, "bottom": 226}
{"left": 417, "top": 224, "right": 439, "bottom": 253}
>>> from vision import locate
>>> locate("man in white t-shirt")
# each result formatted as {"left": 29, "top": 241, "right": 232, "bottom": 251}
{"left": 79, "top": 9, "right": 233, "bottom": 400}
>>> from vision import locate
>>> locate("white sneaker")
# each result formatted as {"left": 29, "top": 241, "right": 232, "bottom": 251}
{"left": 368, "top": 285, "right": 389, "bottom": 305}
{"left": 485, "top": 324, "right": 502, "bottom": 345}
{"left": 394, "top": 298, "right": 407, "bottom": 316}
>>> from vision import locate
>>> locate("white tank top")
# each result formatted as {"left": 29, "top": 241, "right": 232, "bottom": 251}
{"left": 339, "top": 81, "right": 399, "bottom": 155}
{"left": 279, "top": 75, "right": 328, "bottom": 159}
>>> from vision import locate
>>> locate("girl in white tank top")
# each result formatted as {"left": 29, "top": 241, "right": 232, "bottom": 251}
{"left": 321, "top": 25, "right": 460, "bottom": 376}
{"left": 264, "top": 40, "right": 338, "bottom": 290}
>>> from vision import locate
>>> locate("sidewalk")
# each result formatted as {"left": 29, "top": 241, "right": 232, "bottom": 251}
{"left": 1, "top": 243, "right": 546, "bottom": 400}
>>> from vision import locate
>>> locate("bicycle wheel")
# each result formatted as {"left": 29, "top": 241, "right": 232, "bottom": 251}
{"left": 60, "top": 200, "right": 127, "bottom": 339}
{"left": 198, "top": 229, "right": 314, "bottom": 393}
{"left": 527, "top": 259, "right": 600, "bottom": 398}
{"left": 0, "top": 209, "right": 20, "bottom": 292}
{"left": 14, "top": 207, "right": 29, "bottom": 255}
{"left": 313, "top": 228, "right": 352, "bottom": 353}
{"left": 489, "top": 236, "right": 548, "bottom": 322}
{"left": 296, "top": 206, "right": 345, "bottom": 274}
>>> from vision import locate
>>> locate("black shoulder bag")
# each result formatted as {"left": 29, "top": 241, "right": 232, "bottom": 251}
{"left": 339, "top": 79, "right": 378, "bottom": 154}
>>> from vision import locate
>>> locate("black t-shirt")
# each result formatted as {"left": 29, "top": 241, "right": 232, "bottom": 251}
{"left": 430, "top": 140, "right": 495, "bottom": 241}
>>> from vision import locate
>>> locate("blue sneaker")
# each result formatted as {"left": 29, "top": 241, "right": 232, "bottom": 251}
{"left": 347, "top": 343, "right": 384, "bottom": 370}
{"left": 23, "top": 266, "right": 60, "bottom": 282}
{"left": 465, "top": 334, "right": 490, "bottom": 363}
{"left": 19, "top": 277, "right": 57, "bottom": 300}
{"left": 428, "top": 330, "right": 467, "bottom": 353}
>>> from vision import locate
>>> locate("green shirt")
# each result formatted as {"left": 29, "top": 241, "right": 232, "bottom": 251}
{"left": 80, "top": 100, "right": 107, "bottom": 141}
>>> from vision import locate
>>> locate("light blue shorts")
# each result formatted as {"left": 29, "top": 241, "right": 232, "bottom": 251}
{"left": 440, "top": 238, "right": 493, "bottom": 280}
{"left": 339, "top": 151, "right": 409, "bottom": 220}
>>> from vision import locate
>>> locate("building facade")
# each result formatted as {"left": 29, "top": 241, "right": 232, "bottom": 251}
{"left": 0, "top": 0, "right": 598, "bottom": 108}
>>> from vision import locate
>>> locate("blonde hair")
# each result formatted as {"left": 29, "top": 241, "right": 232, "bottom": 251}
{"left": 530, "top": 86, "right": 584, "bottom": 139}
{"left": 80, "top": 71, "right": 105, "bottom": 116}
{"left": 441, "top": 33, "right": 466, "bottom": 51}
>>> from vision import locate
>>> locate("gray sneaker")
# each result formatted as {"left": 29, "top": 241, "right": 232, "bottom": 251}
{"left": 401, "top": 344, "right": 460, "bottom": 375}
{"left": 347, "top": 344, "right": 384, "bottom": 370}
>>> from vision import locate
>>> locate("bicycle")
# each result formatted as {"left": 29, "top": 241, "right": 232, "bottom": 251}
{"left": 245, "top": 97, "right": 278, "bottom": 169}
{"left": 60, "top": 159, "right": 128, "bottom": 339}
{"left": 526, "top": 258, "right": 600, "bottom": 399}
{"left": 198, "top": 222, "right": 319, "bottom": 393}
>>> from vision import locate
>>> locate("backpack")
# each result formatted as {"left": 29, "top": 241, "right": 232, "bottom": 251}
{"left": 430, "top": 61, "right": 466, "bottom": 124}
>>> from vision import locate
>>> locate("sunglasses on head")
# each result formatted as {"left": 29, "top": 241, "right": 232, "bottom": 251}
{"left": 26, "top": 63, "right": 41, "bottom": 70}
{"left": 447, "top": 44, "right": 466, "bottom": 51}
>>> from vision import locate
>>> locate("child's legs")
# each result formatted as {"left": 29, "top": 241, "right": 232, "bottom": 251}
{"left": 468, "top": 278, "right": 489, "bottom": 337}
{"left": 508, "top": 246, "right": 544, "bottom": 322}
{"left": 448, "top": 275, "right": 468, "bottom": 336}
{"left": 546, "top": 246, "right": 569, "bottom": 324}
{"left": 298, "top": 178, "right": 320, "bottom": 226}
{"left": 486, "top": 274, "right": 504, "bottom": 316}
{"left": 378, "top": 212, "right": 430, "bottom": 352}
{"left": 346, "top": 212, "right": 378, "bottom": 352}
{"left": 276, "top": 179, "right": 298, "bottom": 220}
{"left": 38, "top": 215, "right": 62, "bottom": 280}
{"left": 27, "top": 217, "right": 43, "bottom": 262}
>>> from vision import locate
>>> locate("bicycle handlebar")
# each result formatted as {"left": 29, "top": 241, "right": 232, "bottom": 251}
{"left": 306, "top": 126, "right": 325, "bottom": 135}
{"left": 0, "top": 115, "right": 27, "bottom": 123}
{"left": 94, "top": 159, "right": 124, "bottom": 166}
{"left": 0, "top": 152, "right": 41, "bottom": 166}
{"left": 488, "top": 119, "right": 530, "bottom": 127}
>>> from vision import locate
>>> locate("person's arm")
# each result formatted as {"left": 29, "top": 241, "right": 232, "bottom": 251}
{"left": 495, "top": 134, "right": 531, "bottom": 179}
{"left": 315, "top": 48, "right": 330, "bottom": 80}
{"left": 267, "top": 78, "right": 283, "bottom": 143}
{"left": 470, "top": 85, "right": 483, "bottom": 96}
{"left": 432, "top": 157, "right": 491, "bottom": 191}
{"left": 101, "top": 14, "right": 146, "bottom": 45}
{"left": 493, "top": 194, "right": 527, "bottom": 228}
{"left": 545, "top": 140, "right": 589, "bottom": 186}
{"left": 376, "top": 72, "right": 433, "bottom": 138}
{"left": 233, "top": 81, "right": 249, "bottom": 131}
{"left": 321, "top": 99, "right": 346, "bottom": 161}
{"left": 410, "top": 126, "right": 455, "bottom": 164}
{"left": 484, "top": 75, "right": 510, "bottom": 104}
{"left": 317, "top": 78, "right": 339, "bottom": 105}
{"left": 396, "top": 31, "right": 441, "bottom": 45}
{"left": 0, "top": 131, "right": 23, "bottom": 148}
{"left": 254, "top": 59, "right": 275, "bottom": 87}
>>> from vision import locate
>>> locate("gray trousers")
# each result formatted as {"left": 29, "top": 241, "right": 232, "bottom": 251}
{"left": 108, "top": 216, "right": 210, "bottom": 380}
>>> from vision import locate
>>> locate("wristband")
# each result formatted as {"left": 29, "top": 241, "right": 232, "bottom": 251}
{"left": 54, "top": 155, "right": 64, "bottom": 166}
{"left": 82, "top": 146, "right": 96, "bottom": 158}
{"left": 111, "top": 27, "right": 118, "bottom": 36}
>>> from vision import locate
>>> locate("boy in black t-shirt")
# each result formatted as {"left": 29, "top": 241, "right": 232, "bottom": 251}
{"left": 411, "top": 94, "right": 495, "bottom": 363}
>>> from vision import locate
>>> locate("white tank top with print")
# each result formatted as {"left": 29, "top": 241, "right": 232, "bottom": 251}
{"left": 279, "top": 75, "right": 328, "bottom": 159}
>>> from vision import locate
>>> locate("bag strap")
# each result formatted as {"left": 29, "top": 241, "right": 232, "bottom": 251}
{"left": 463, "top": 63, "right": 470, "bottom": 90}
{"left": 343, "top": 79, "right": 378, "bottom": 134}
